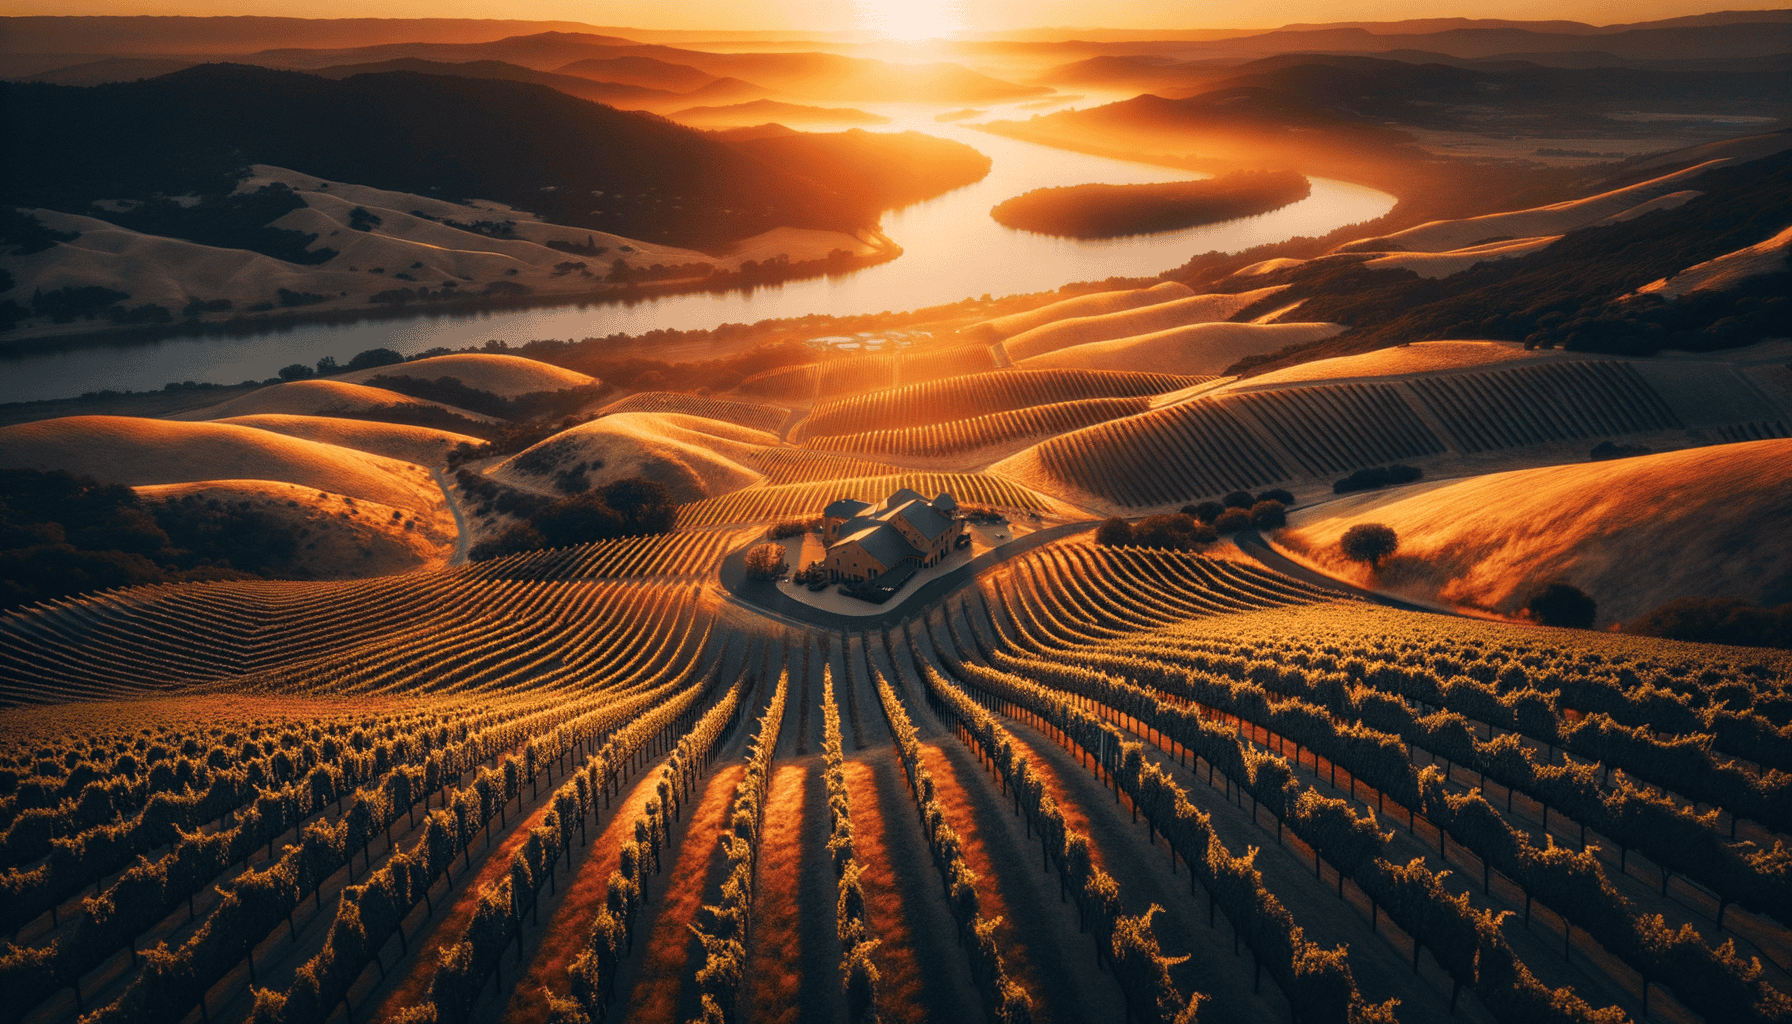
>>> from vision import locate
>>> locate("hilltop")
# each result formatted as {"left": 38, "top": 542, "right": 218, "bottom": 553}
{"left": 1274, "top": 438, "right": 1792, "bottom": 624}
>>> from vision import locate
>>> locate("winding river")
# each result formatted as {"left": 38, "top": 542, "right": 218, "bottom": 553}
{"left": 1, "top": 104, "right": 1393, "bottom": 404}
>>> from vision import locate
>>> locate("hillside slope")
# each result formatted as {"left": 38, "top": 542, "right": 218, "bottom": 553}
{"left": 0, "top": 64, "right": 945, "bottom": 248}
{"left": 1273, "top": 439, "right": 1792, "bottom": 624}
{"left": 0, "top": 415, "right": 446, "bottom": 514}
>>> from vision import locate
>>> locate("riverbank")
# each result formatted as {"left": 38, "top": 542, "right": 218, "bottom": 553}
{"left": 0, "top": 125, "right": 1396, "bottom": 405}
{"left": 0, "top": 237, "right": 902, "bottom": 357}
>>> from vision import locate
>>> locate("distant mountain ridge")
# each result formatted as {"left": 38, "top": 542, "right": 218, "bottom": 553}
{"left": 0, "top": 64, "right": 975, "bottom": 249}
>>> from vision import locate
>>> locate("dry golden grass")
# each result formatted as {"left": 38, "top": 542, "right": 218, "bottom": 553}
{"left": 597, "top": 392, "right": 789, "bottom": 434}
{"left": 1227, "top": 341, "right": 1547, "bottom": 389}
{"left": 1360, "top": 235, "right": 1560, "bottom": 278}
{"left": 1334, "top": 160, "right": 1720, "bottom": 254}
{"left": 961, "top": 281, "right": 1194, "bottom": 341}
{"left": 1275, "top": 438, "right": 1792, "bottom": 624}
{"left": 177, "top": 378, "right": 498, "bottom": 422}
{"left": 1639, "top": 223, "right": 1792, "bottom": 299}
{"left": 0, "top": 415, "right": 447, "bottom": 514}
{"left": 136, "top": 479, "right": 456, "bottom": 576}
{"left": 1003, "top": 286, "right": 1288, "bottom": 361}
{"left": 1017, "top": 321, "right": 1344, "bottom": 376}
{"left": 486, "top": 412, "right": 773, "bottom": 503}
{"left": 213, "top": 414, "right": 483, "bottom": 465}
{"left": 337, "top": 352, "right": 599, "bottom": 397}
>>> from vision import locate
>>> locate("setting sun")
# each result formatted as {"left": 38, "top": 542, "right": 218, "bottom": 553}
{"left": 853, "top": 0, "right": 964, "bottom": 39}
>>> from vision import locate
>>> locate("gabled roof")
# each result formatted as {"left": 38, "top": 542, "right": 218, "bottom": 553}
{"left": 872, "top": 488, "right": 928, "bottom": 515}
{"left": 887, "top": 499, "right": 954, "bottom": 542}
{"left": 837, "top": 523, "right": 923, "bottom": 569}
{"left": 824, "top": 498, "right": 872, "bottom": 519}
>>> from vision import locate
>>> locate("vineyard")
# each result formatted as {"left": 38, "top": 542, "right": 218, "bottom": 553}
{"left": 804, "top": 397, "right": 1154, "bottom": 464}
{"left": 3, "top": 516, "right": 1789, "bottom": 1024}
{"left": 672, "top": 472, "right": 1066, "bottom": 528}
{"left": 733, "top": 346, "right": 1001, "bottom": 406}
{"left": 992, "top": 354, "right": 1716, "bottom": 511}
{"left": 4, "top": 322, "right": 1790, "bottom": 1024}
{"left": 595, "top": 394, "right": 790, "bottom": 436}
{"left": 1006, "top": 398, "right": 1289, "bottom": 509}
{"left": 1404, "top": 363, "right": 1682, "bottom": 455}
{"left": 792, "top": 369, "right": 1207, "bottom": 441}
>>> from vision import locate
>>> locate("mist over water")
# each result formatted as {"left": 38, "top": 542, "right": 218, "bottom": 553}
{"left": 1, "top": 104, "right": 1393, "bottom": 404}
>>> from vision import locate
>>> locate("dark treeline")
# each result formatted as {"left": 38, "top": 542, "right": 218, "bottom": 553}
{"left": 0, "top": 468, "right": 303, "bottom": 610}
{"left": 991, "top": 170, "right": 1311, "bottom": 238}
{"left": 465, "top": 477, "right": 676, "bottom": 561}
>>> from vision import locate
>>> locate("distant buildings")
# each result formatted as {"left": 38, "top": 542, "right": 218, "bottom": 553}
{"left": 821, "top": 489, "right": 963, "bottom": 584}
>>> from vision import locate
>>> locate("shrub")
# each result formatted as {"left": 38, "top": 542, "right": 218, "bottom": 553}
{"left": 1340, "top": 523, "right": 1398, "bottom": 570}
{"left": 1185, "top": 501, "right": 1225, "bottom": 524}
{"left": 1133, "top": 513, "right": 1217, "bottom": 550}
{"left": 466, "top": 478, "right": 674, "bottom": 561}
{"left": 345, "top": 348, "right": 406, "bottom": 372}
{"left": 1250, "top": 499, "right": 1287, "bottom": 531}
{"left": 1222, "top": 490, "right": 1256, "bottom": 509}
{"left": 1213, "top": 508, "right": 1253, "bottom": 533}
{"left": 744, "top": 543, "right": 788, "bottom": 581}
{"left": 1257, "top": 488, "right": 1295, "bottom": 505}
{"left": 1096, "top": 518, "right": 1133, "bottom": 547}
{"left": 1525, "top": 582, "right": 1597, "bottom": 629}
{"left": 1626, "top": 597, "right": 1792, "bottom": 648}
{"left": 278, "top": 363, "right": 314, "bottom": 381}
{"left": 1333, "top": 464, "right": 1423, "bottom": 494}
{"left": 768, "top": 519, "right": 811, "bottom": 540}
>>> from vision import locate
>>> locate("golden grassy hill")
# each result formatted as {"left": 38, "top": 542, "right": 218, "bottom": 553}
{"left": 486, "top": 412, "right": 774, "bottom": 503}
{"left": 175, "top": 379, "right": 497, "bottom": 422}
{"left": 336, "top": 353, "right": 599, "bottom": 397}
{"left": 136, "top": 479, "right": 456, "bottom": 577}
{"left": 1018, "top": 321, "right": 1344, "bottom": 376}
{"left": 962, "top": 281, "right": 1194, "bottom": 341}
{"left": 1003, "top": 286, "right": 1288, "bottom": 361}
{"left": 1334, "top": 160, "right": 1719, "bottom": 254}
{"left": 0, "top": 415, "right": 447, "bottom": 516}
{"left": 1639, "top": 223, "right": 1792, "bottom": 299}
{"left": 214, "top": 414, "right": 484, "bottom": 466}
{"left": 1273, "top": 438, "right": 1792, "bottom": 625}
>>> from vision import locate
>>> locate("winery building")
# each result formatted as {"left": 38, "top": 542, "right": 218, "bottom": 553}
{"left": 821, "top": 489, "right": 963, "bottom": 583}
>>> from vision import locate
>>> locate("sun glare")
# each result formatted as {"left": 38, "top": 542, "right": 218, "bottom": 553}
{"left": 853, "top": 0, "right": 964, "bottom": 40}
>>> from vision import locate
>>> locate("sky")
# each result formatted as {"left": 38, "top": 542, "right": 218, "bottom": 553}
{"left": 0, "top": 0, "right": 1755, "bottom": 33}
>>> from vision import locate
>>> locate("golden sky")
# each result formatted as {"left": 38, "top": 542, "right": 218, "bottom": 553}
{"left": 0, "top": 0, "right": 1752, "bottom": 33}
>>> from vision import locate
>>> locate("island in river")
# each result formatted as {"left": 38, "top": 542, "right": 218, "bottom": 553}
{"left": 991, "top": 170, "right": 1311, "bottom": 239}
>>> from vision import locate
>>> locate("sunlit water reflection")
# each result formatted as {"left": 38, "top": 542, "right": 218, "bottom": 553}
{"left": 1, "top": 101, "right": 1392, "bottom": 403}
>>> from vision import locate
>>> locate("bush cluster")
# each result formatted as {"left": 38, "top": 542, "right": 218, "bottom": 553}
{"left": 0, "top": 468, "right": 304, "bottom": 610}
{"left": 1525, "top": 582, "right": 1597, "bottom": 629}
{"left": 743, "top": 543, "right": 788, "bottom": 581}
{"left": 1590, "top": 440, "right": 1651, "bottom": 461}
{"left": 468, "top": 479, "right": 675, "bottom": 562}
{"left": 1628, "top": 597, "right": 1792, "bottom": 649}
{"left": 1098, "top": 497, "right": 1289, "bottom": 550}
{"left": 1333, "top": 464, "right": 1423, "bottom": 494}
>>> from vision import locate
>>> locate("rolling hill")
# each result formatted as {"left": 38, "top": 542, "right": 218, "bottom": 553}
{"left": 1274, "top": 437, "right": 1792, "bottom": 624}
{"left": 308, "top": 57, "right": 678, "bottom": 105}
{"left": 0, "top": 64, "right": 952, "bottom": 250}
{"left": 670, "top": 99, "right": 890, "bottom": 128}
